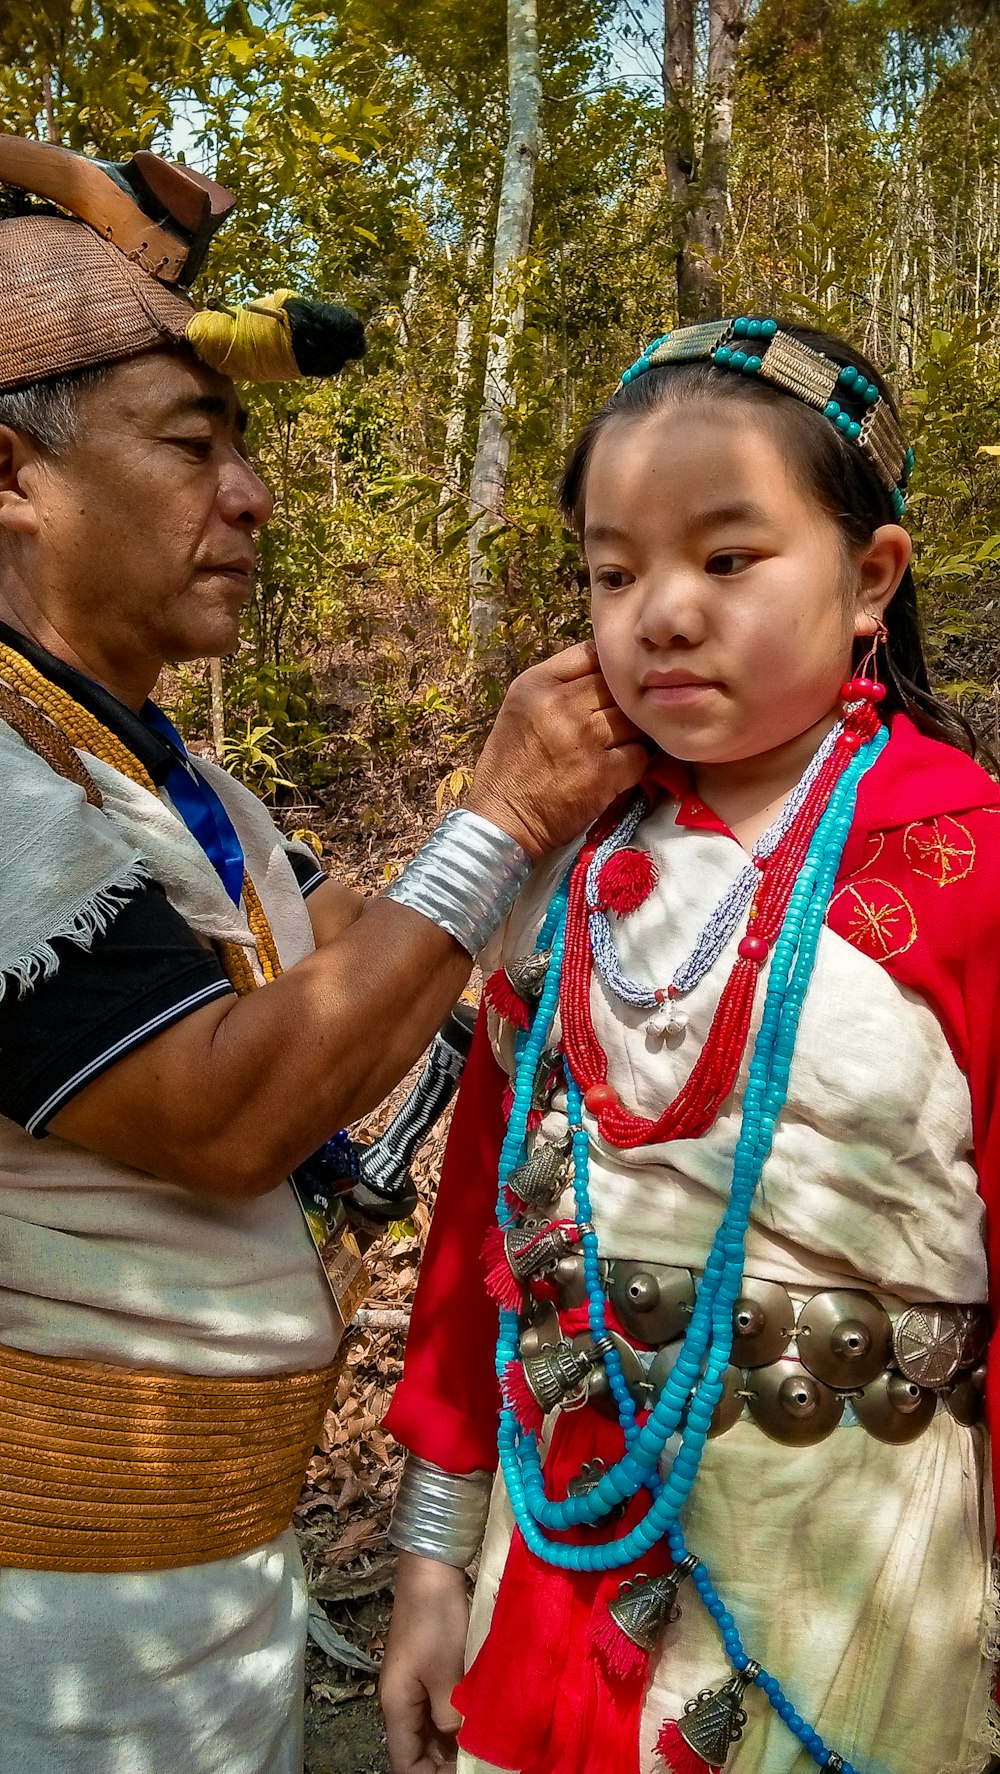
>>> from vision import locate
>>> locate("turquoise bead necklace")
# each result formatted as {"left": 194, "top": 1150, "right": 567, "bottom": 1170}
{"left": 492, "top": 722, "right": 887, "bottom": 1772}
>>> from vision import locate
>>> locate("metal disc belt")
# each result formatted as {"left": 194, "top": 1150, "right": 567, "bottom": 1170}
{"left": 516, "top": 1255, "right": 988, "bottom": 1447}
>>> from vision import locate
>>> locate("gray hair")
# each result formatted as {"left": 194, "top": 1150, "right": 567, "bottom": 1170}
{"left": 0, "top": 362, "right": 113, "bottom": 454}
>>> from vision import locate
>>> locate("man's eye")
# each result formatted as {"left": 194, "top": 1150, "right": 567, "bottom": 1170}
{"left": 706, "top": 551, "right": 755, "bottom": 576}
{"left": 168, "top": 436, "right": 212, "bottom": 458}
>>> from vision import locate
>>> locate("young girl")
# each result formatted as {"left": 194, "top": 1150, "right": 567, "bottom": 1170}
{"left": 380, "top": 320, "right": 1000, "bottom": 1774}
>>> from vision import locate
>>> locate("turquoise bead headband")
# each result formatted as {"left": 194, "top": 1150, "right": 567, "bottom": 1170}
{"left": 618, "top": 317, "right": 914, "bottom": 519}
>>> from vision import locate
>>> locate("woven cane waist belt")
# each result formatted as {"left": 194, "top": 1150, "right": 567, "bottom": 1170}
{"left": 517, "top": 1254, "right": 989, "bottom": 1447}
{"left": 0, "top": 1343, "right": 338, "bottom": 1572}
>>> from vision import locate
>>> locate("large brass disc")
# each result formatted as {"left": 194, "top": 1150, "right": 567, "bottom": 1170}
{"left": 729, "top": 1278, "right": 795, "bottom": 1368}
{"left": 746, "top": 1360, "right": 844, "bottom": 1445}
{"left": 892, "top": 1304, "right": 965, "bottom": 1388}
{"left": 607, "top": 1261, "right": 695, "bottom": 1346}
{"left": 796, "top": 1289, "right": 892, "bottom": 1389}
{"left": 853, "top": 1371, "right": 936, "bottom": 1443}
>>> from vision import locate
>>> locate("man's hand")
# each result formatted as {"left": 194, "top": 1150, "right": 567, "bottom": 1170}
{"left": 380, "top": 1553, "right": 470, "bottom": 1774}
{"left": 466, "top": 640, "right": 649, "bottom": 858}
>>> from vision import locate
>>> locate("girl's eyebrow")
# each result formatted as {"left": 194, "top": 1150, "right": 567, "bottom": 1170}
{"left": 585, "top": 502, "right": 771, "bottom": 549}
{"left": 686, "top": 499, "right": 770, "bottom": 530}
{"left": 583, "top": 522, "right": 632, "bottom": 545}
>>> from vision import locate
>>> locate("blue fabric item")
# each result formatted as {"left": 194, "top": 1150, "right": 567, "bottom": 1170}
{"left": 141, "top": 702, "right": 245, "bottom": 905}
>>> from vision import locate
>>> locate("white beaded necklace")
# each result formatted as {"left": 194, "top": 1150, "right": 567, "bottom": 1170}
{"left": 586, "top": 721, "right": 844, "bottom": 1037}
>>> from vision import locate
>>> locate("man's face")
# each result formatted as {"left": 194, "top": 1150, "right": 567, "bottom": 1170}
{"left": 17, "top": 350, "right": 273, "bottom": 687}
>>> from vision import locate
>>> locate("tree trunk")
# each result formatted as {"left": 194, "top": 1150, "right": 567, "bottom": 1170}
{"left": 208, "top": 657, "right": 225, "bottom": 764}
{"left": 440, "top": 208, "right": 488, "bottom": 511}
{"left": 663, "top": 0, "right": 695, "bottom": 215}
{"left": 40, "top": 63, "right": 59, "bottom": 143}
{"left": 466, "top": 0, "right": 542, "bottom": 657}
{"left": 675, "top": 0, "right": 749, "bottom": 322}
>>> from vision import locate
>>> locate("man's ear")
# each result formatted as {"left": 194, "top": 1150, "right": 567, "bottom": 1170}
{"left": 853, "top": 524, "right": 912, "bottom": 637}
{"left": 0, "top": 426, "right": 44, "bottom": 538}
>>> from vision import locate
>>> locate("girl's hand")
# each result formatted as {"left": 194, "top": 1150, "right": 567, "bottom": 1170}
{"left": 380, "top": 1552, "right": 471, "bottom": 1774}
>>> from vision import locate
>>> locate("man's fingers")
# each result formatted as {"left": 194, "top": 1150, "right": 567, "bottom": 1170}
{"left": 608, "top": 738, "right": 652, "bottom": 785}
{"left": 588, "top": 703, "right": 649, "bottom": 751}
{"left": 538, "top": 638, "right": 601, "bottom": 682}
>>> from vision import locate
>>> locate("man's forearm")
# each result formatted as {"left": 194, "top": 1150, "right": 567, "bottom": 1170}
{"left": 53, "top": 897, "right": 474, "bottom": 1193}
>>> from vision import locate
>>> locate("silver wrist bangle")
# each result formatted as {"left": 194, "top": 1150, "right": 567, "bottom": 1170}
{"left": 389, "top": 1452, "right": 492, "bottom": 1566}
{"left": 383, "top": 808, "right": 532, "bottom": 957}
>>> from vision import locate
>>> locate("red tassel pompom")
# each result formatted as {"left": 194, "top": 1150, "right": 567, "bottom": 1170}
{"left": 482, "top": 1226, "right": 526, "bottom": 1313}
{"left": 502, "top": 1359, "right": 545, "bottom": 1435}
{"left": 588, "top": 1605, "right": 650, "bottom": 1683}
{"left": 595, "top": 848, "right": 658, "bottom": 918}
{"left": 485, "top": 968, "right": 531, "bottom": 1030}
{"left": 654, "top": 1719, "right": 720, "bottom": 1774}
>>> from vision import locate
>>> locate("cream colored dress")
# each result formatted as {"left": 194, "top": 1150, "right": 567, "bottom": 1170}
{"left": 459, "top": 805, "right": 997, "bottom": 1774}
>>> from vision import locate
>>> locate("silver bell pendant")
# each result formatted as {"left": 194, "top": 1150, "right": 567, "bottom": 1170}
{"left": 592, "top": 1556, "right": 698, "bottom": 1680}
{"left": 647, "top": 989, "right": 686, "bottom": 1041}
{"left": 655, "top": 1661, "right": 761, "bottom": 1773}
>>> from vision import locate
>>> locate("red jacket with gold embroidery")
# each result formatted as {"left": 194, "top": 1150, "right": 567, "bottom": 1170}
{"left": 385, "top": 714, "right": 1000, "bottom": 1482}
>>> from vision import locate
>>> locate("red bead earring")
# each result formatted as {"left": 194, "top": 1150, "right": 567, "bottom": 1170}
{"left": 841, "top": 616, "right": 888, "bottom": 705}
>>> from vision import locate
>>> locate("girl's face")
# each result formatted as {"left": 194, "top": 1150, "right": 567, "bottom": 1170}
{"left": 585, "top": 402, "right": 894, "bottom": 766}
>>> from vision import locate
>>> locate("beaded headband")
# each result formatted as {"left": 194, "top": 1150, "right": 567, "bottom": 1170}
{"left": 617, "top": 318, "right": 914, "bottom": 518}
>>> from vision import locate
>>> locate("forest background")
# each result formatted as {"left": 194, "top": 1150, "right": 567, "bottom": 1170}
{"left": 6, "top": 0, "right": 1000, "bottom": 872}
{"left": 4, "top": 3, "right": 1000, "bottom": 1767}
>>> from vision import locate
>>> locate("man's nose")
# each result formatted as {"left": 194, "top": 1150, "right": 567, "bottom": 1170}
{"left": 221, "top": 455, "right": 274, "bottom": 529}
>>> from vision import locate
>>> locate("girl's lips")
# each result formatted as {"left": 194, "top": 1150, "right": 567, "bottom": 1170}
{"left": 641, "top": 679, "right": 720, "bottom": 706}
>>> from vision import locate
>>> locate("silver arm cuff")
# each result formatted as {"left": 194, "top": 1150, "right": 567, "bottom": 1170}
{"left": 383, "top": 809, "right": 531, "bottom": 956}
{"left": 388, "top": 1453, "right": 492, "bottom": 1566}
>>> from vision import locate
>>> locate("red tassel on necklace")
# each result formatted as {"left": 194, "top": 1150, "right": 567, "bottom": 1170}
{"left": 589, "top": 1604, "right": 650, "bottom": 1682}
{"left": 501, "top": 1358, "right": 546, "bottom": 1435}
{"left": 485, "top": 967, "right": 532, "bottom": 1030}
{"left": 482, "top": 1225, "right": 526, "bottom": 1313}
{"left": 655, "top": 1720, "right": 721, "bottom": 1774}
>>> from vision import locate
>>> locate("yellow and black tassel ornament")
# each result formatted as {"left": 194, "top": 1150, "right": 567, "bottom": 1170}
{"left": 186, "top": 289, "right": 365, "bottom": 384}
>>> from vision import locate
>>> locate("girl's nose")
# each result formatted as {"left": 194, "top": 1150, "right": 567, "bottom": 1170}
{"left": 635, "top": 573, "right": 709, "bottom": 648}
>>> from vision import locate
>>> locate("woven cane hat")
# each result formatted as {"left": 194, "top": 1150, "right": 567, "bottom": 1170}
{"left": 0, "top": 135, "right": 365, "bottom": 394}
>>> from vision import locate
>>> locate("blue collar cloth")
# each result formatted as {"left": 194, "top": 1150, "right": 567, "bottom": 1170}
{"left": 141, "top": 701, "right": 245, "bottom": 906}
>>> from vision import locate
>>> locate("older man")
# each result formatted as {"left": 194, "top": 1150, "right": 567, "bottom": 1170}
{"left": 0, "top": 137, "right": 646, "bottom": 1773}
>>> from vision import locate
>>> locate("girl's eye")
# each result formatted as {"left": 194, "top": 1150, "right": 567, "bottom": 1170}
{"left": 593, "top": 568, "right": 632, "bottom": 592}
{"left": 706, "top": 551, "right": 756, "bottom": 576}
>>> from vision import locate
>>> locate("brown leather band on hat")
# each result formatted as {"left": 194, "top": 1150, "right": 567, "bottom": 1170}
{"left": 0, "top": 135, "right": 188, "bottom": 282}
{"left": 0, "top": 1342, "right": 338, "bottom": 1571}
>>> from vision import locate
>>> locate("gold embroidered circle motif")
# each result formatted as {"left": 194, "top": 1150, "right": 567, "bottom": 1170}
{"left": 829, "top": 878, "right": 918, "bottom": 962}
{"left": 903, "top": 816, "right": 975, "bottom": 887}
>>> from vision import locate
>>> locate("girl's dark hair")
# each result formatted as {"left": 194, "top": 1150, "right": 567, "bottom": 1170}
{"left": 559, "top": 324, "right": 988, "bottom": 765}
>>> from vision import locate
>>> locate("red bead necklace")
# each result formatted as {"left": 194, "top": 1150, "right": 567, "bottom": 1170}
{"left": 560, "top": 700, "right": 881, "bottom": 1150}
